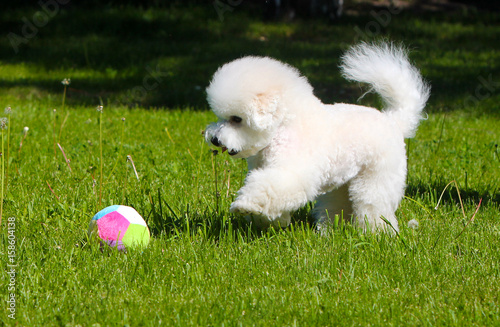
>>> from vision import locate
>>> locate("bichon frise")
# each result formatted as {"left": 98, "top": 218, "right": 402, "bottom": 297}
{"left": 204, "top": 42, "right": 430, "bottom": 233}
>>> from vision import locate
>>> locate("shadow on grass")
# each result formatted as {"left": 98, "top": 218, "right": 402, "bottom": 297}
{"left": 0, "top": 3, "right": 499, "bottom": 112}
{"left": 406, "top": 180, "right": 499, "bottom": 208}
{"left": 142, "top": 187, "right": 316, "bottom": 240}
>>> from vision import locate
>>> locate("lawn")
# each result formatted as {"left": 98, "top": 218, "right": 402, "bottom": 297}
{"left": 0, "top": 2, "right": 499, "bottom": 326}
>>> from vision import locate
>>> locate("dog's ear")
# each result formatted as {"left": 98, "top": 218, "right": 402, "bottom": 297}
{"left": 250, "top": 92, "right": 280, "bottom": 130}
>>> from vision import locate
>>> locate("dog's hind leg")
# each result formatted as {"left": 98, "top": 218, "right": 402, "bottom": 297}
{"left": 348, "top": 165, "right": 404, "bottom": 234}
{"left": 313, "top": 184, "right": 353, "bottom": 232}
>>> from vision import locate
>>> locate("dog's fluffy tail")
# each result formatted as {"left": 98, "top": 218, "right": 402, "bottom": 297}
{"left": 340, "top": 42, "right": 430, "bottom": 138}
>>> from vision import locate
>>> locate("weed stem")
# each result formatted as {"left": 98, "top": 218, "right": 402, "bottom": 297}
{"left": 57, "top": 143, "right": 72, "bottom": 173}
{"left": 127, "top": 154, "right": 140, "bottom": 181}
{"left": 97, "top": 105, "right": 103, "bottom": 207}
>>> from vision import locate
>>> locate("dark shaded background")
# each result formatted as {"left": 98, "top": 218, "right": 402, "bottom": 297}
{"left": 1, "top": 0, "right": 499, "bottom": 110}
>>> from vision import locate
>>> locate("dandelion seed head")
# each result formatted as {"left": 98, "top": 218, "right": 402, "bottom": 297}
{"left": 0, "top": 117, "right": 8, "bottom": 129}
{"left": 408, "top": 219, "right": 419, "bottom": 229}
{"left": 4, "top": 107, "right": 11, "bottom": 114}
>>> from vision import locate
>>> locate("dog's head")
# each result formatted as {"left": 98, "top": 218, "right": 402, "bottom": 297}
{"left": 204, "top": 56, "right": 312, "bottom": 159}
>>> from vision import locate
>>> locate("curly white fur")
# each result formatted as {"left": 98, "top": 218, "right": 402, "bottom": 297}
{"left": 205, "top": 42, "right": 430, "bottom": 233}
{"left": 340, "top": 42, "right": 430, "bottom": 138}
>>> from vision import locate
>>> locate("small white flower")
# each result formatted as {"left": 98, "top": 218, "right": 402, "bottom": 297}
{"left": 23, "top": 126, "right": 29, "bottom": 135}
{"left": 96, "top": 105, "right": 103, "bottom": 113}
{"left": 61, "top": 78, "right": 71, "bottom": 86}
{"left": 408, "top": 219, "right": 419, "bottom": 229}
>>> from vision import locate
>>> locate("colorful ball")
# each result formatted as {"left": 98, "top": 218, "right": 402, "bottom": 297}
{"left": 88, "top": 205, "right": 150, "bottom": 251}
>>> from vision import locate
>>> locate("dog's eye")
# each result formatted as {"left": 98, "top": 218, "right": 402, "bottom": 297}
{"left": 230, "top": 116, "right": 242, "bottom": 123}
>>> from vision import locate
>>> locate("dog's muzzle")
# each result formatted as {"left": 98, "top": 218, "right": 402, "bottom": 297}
{"left": 211, "top": 137, "right": 239, "bottom": 156}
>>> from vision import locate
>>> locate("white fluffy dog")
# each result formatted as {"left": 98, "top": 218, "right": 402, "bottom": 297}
{"left": 204, "top": 42, "right": 430, "bottom": 233}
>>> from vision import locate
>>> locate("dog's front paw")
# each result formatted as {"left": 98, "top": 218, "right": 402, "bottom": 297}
{"left": 230, "top": 200, "right": 274, "bottom": 229}
{"left": 230, "top": 197, "right": 263, "bottom": 216}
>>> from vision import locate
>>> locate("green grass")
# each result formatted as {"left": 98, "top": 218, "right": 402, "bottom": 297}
{"left": 1, "top": 3, "right": 499, "bottom": 326}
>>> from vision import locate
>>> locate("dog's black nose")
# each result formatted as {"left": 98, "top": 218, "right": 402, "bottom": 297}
{"left": 211, "top": 137, "right": 222, "bottom": 147}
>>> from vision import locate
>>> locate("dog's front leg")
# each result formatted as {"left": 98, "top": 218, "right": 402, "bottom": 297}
{"left": 230, "top": 167, "right": 312, "bottom": 224}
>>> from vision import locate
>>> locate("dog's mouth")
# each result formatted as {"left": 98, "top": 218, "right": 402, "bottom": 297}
{"left": 222, "top": 146, "right": 239, "bottom": 156}
{"left": 209, "top": 136, "right": 240, "bottom": 156}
